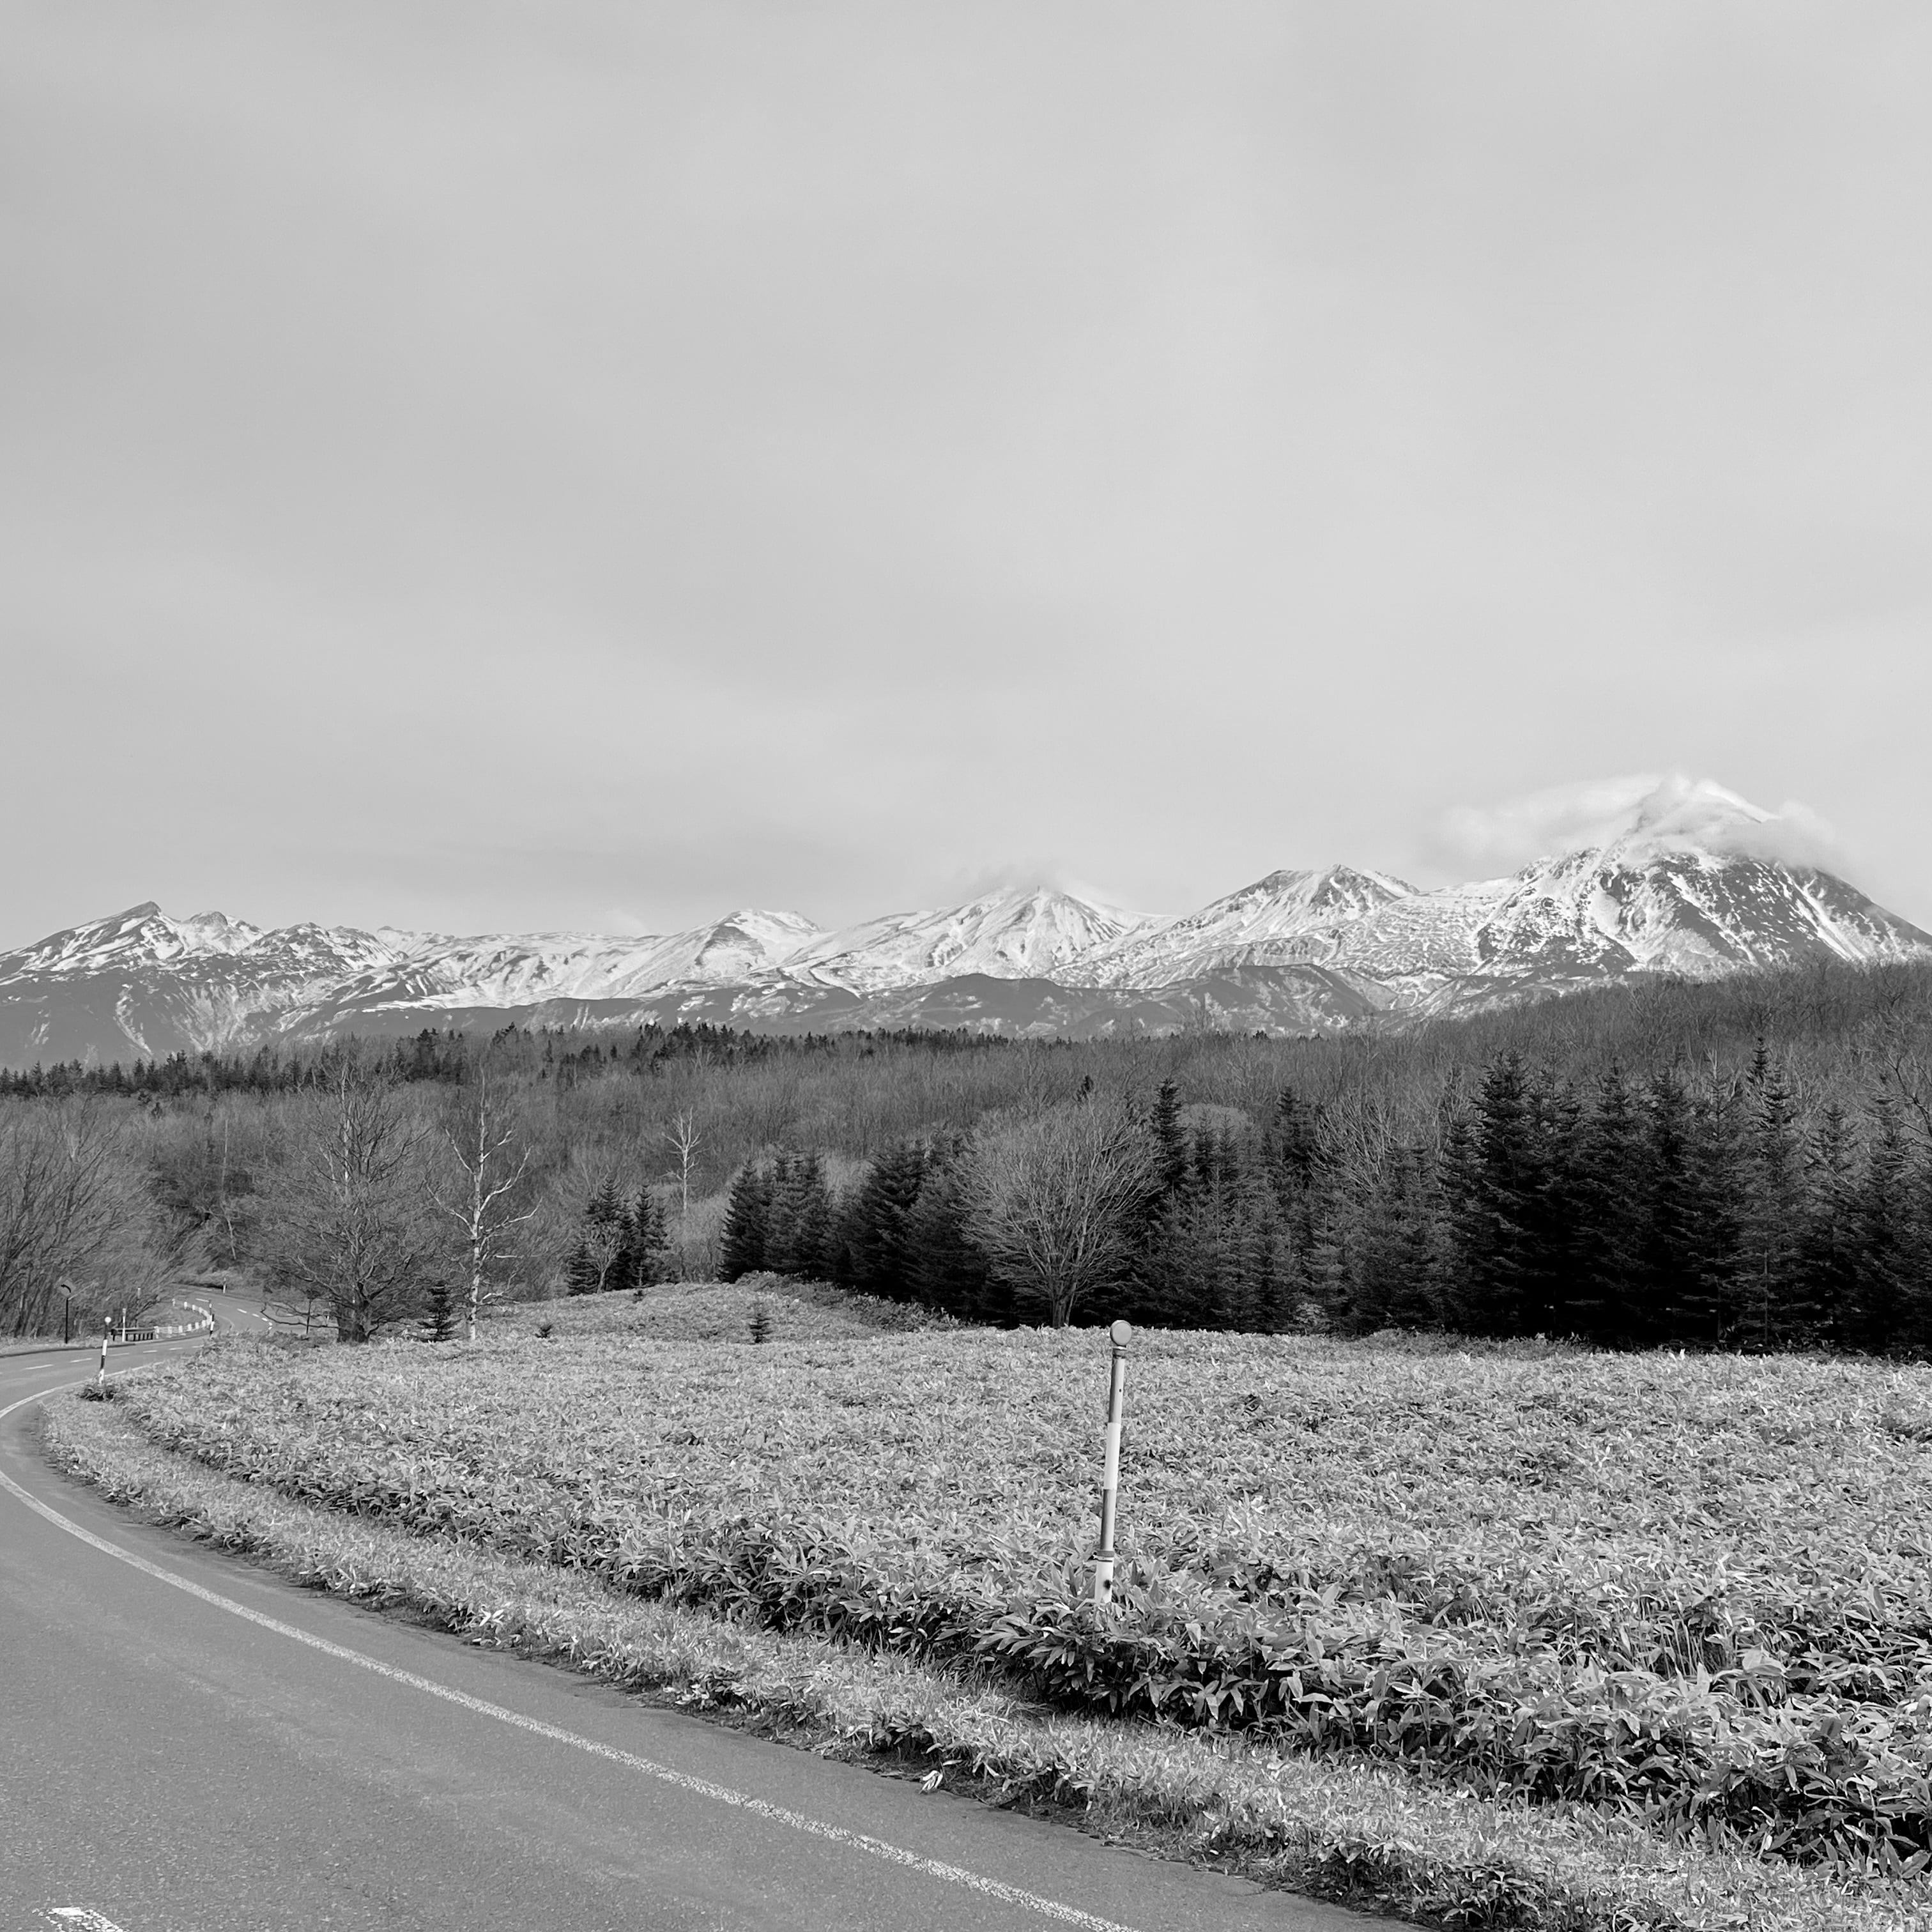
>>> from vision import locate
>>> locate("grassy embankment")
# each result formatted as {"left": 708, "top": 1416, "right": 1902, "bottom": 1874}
{"left": 42, "top": 1281, "right": 1932, "bottom": 1932}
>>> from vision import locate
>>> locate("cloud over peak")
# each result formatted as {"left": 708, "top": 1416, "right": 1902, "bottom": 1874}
{"left": 1431, "top": 774, "right": 1850, "bottom": 880}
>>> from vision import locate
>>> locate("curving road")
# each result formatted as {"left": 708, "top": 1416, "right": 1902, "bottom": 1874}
{"left": 176, "top": 1283, "right": 281, "bottom": 1337}
{"left": 1, "top": 1342, "right": 1369, "bottom": 1932}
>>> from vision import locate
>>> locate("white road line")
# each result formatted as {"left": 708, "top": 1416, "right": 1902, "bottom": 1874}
{"left": 42, "top": 1909, "right": 133, "bottom": 1930}
{"left": 0, "top": 1385, "right": 1144, "bottom": 1932}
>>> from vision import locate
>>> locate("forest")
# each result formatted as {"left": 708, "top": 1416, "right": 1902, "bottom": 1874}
{"left": 4, "top": 953, "right": 1932, "bottom": 1353}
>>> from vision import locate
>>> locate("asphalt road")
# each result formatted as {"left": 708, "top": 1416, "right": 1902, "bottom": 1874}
{"left": 1, "top": 1344, "right": 1370, "bottom": 1932}
{"left": 178, "top": 1284, "right": 280, "bottom": 1338}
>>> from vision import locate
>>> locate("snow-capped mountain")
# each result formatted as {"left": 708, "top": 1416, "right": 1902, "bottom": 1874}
{"left": 328, "top": 909, "right": 826, "bottom": 1011}
{"left": 0, "top": 903, "right": 825, "bottom": 1063}
{"left": 4, "top": 902, "right": 395, "bottom": 980}
{"left": 1079, "top": 866, "right": 1415, "bottom": 986}
{"left": 786, "top": 887, "right": 1167, "bottom": 993}
{"left": 5, "top": 783, "right": 1928, "bottom": 1062}
{"left": 1296, "top": 784, "right": 1931, "bottom": 1007}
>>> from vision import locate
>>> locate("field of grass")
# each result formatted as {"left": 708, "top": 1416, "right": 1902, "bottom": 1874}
{"left": 73, "top": 1289, "right": 1932, "bottom": 1920}
{"left": 489, "top": 1275, "right": 952, "bottom": 1346}
{"left": 57, "top": 1388, "right": 1923, "bottom": 1932}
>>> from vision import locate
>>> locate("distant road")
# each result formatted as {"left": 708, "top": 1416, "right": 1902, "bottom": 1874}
{"left": 181, "top": 1283, "right": 279, "bottom": 1337}
{"left": 1, "top": 1343, "right": 1368, "bottom": 1932}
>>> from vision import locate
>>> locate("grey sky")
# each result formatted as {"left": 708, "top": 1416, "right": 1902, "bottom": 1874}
{"left": 4, "top": 2, "right": 1928, "bottom": 944}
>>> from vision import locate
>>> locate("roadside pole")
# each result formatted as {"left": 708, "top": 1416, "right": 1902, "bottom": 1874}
{"left": 98, "top": 1320, "right": 109, "bottom": 1388}
{"left": 1092, "top": 1319, "right": 1130, "bottom": 1610}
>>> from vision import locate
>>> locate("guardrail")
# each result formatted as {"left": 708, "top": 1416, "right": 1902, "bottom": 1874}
{"left": 115, "top": 1301, "right": 215, "bottom": 1343}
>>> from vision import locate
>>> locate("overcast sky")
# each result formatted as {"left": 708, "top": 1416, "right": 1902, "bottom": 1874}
{"left": 4, "top": 2, "right": 1929, "bottom": 945}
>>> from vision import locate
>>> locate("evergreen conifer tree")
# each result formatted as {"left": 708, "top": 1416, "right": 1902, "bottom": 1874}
{"left": 905, "top": 1139, "right": 999, "bottom": 1320}
{"left": 1847, "top": 1103, "right": 1912, "bottom": 1352}
{"left": 763, "top": 1151, "right": 834, "bottom": 1278}
{"left": 1738, "top": 1043, "right": 1804, "bottom": 1347}
{"left": 1575, "top": 1062, "right": 1644, "bottom": 1343}
{"left": 1784, "top": 1104, "right": 1850, "bottom": 1342}
{"left": 719, "top": 1161, "right": 772, "bottom": 1280}
{"left": 624, "top": 1187, "right": 669, "bottom": 1291}
{"left": 1633, "top": 1069, "right": 1701, "bottom": 1343}
{"left": 1351, "top": 1146, "right": 1442, "bottom": 1331}
{"left": 417, "top": 1273, "right": 460, "bottom": 1342}
{"left": 1445, "top": 1054, "right": 1544, "bottom": 1335}
{"left": 1151, "top": 1079, "right": 1188, "bottom": 1198}
{"left": 843, "top": 1140, "right": 927, "bottom": 1300}
{"left": 569, "top": 1179, "right": 628, "bottom": 1295}
{"left": 1529, "top": 1071, "right": 1588, "bottom": 1335}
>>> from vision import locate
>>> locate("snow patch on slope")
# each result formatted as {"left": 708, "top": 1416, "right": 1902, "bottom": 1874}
{"left": 1082, "top": 866, "right": 1414, "bottom": 986}
{"left": 788, "top": 887, "right": 1167, "bottom": 992}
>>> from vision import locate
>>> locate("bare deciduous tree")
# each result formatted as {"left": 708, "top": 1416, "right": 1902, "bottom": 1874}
{"left": 436, "top": 1069, "right": 534, "bottom": 1340}
{"left": 1863, "top": 1012, "right": 1932, "bottom": 1147}
{"left": 0, "top": 1099, "right": 160, "bottom": 1337}
{"left": 959, "top": 1099, "right": 1158, "bottom": 1328}
{"left": 259, "top": 1064, "right": 449, "bottom": 1342}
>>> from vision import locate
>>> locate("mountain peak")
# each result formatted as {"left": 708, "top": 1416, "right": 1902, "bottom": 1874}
{"left": 5, "top": 787, "right": 1926, "bottom": 1063}
{"left": 1604, "top": 777, "right": 1770, "bottom": 866}
{"left": 788, "top": 883, "right": 1162, "bottom": 992}
{"left": 1080, "top": 863, "right": 1415, "bottom": 986}
{"left": 1498, "top": 774, "right": 1842, "bottom": 880}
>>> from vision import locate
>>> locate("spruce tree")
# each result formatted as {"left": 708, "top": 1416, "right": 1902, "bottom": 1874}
{"left": 1634, "top": 1070, "right": 1701, "bottom": 1344}
{"left": 719, "top": 1162, "right": 772, "bottom": 1281}
{"left": 1738, "top": 1043, "right": 1804, "bottom": 1348}
{"left": 1266, "top": 1084, "right": 1323, "bottom": 1203}
{"left": 1575, "top": 1062, "right": 1644, "bottom": 1344}
{"left": 791, "top": 1154, "right": 836, "bottom": 1280}
{"left": 1793, "top": 1104, "right": 1858, "bottom": 1344}
{"left": 1138, "top": 1129, "right": 1231, "bottom": 1328}
{"left": 1897, "top": 1140, "right": 1932, "bottom": 1356}
{"left": 1433, "top": 1110, "right": 1483, "bottom": 1333}
{"left": 625, "top": 1188, "right": 669, "bottom": 1291}
{"left": 1847, "top": 1104, "right": 1912, "bottom": 1352}
{"left": 1151, "top": 1079, "right": 1188, "bottom": 1198}
{"left": 765, "top": 1152, "right": 834, "bottom": 1279}
{"left": 1529, "top": 1071, "right": 1588, "bottom": 1336}
{"left": 1686, "top": 1075, "right": 1746, "bottom": 1344}
{"left": 569, "top": 1180, "right": 628, "bottom": 1295}
{"left": 905, "top": 1140, "right": 999, "bottom": 1320}
{"left": 1241, "top": 1188, "right": 1298, "bottom": 1334}
{"left": 417, "top": 1273, "right": 460, "bottom": 1342}
{"left": 1351, "top": 1146, "right": 1442, "bottom": 1332}
{"left": 1446, "top": 1054, "right": 1545, "bottom": 1336}
{"left": 843, "top": 1140, "right": 927, "bottom": 1300}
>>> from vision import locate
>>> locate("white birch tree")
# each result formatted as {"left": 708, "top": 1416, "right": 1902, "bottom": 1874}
{"left": 436, "top": 1069, "right": 534, "bottom": 1340}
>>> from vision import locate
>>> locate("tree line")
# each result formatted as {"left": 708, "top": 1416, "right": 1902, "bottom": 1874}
{"left": 4, "top": 956, "right": 1931, "bottom": 1349}
{"left": 712, "top": 1041, "right": 1932, "bottom": 1353}
{"left": 0, "top": 1018, "right": 999, "bottom": 1102}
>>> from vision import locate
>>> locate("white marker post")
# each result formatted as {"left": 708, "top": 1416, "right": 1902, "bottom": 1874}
{"left": 1092, "top": 1319, "right": 1130, "bottom": 1610}
{"left": 98, "top": 1320, "right": 109, "bottom": 1388}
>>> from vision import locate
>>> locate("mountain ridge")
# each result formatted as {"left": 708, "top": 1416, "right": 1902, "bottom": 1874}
{"left": 6, "top": 783, "right": 1928, "bottom": 1064}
